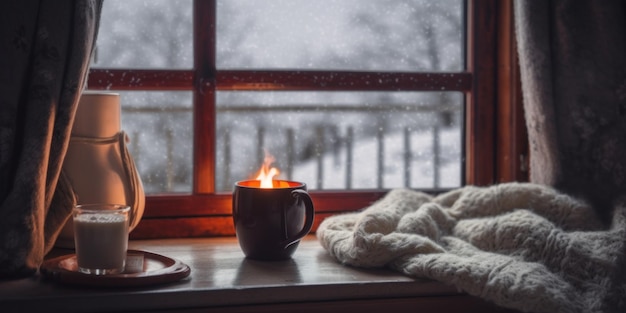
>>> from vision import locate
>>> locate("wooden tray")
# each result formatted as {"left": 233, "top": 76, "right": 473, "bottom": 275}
{"left": 40, "top": 250, "right": 191, "bottom": 287}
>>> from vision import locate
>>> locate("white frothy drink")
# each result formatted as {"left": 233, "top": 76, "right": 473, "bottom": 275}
{"left": 73, "top": 207, "right": 129, "bottom": 275}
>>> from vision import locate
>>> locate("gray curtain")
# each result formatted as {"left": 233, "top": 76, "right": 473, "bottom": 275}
{"left": 515, "top": 0, "right": 626, "bottom": 223}
{"left": 0, "top": 0, "right": 102, "bottom": 278}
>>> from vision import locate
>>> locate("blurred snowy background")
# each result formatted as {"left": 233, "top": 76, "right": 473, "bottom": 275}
{"left": 92, "top": 0, "right": 464, "bottom": 193}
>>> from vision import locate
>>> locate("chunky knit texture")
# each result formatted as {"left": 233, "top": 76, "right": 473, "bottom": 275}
{"left": 317, "top": 183, "right": 626, "bottom": 313}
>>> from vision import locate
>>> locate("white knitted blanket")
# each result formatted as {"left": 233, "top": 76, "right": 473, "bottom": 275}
{"left": 317, "top": 183, "right": 626, "bottom": 313}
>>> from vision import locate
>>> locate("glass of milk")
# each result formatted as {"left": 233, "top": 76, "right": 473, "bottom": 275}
{"left": 73, "top": 204, "right": 130, "bottom": 275}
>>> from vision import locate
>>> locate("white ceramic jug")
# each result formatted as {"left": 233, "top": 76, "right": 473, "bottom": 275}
{"left": 55, "top": 92, "right": 145, "bottom": 248}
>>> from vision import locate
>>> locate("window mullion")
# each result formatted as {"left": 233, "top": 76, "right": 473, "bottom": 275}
{"left": 87, "top": 69, "right": 193, "bottom": 90}
{"left": 193, "top": 0, "right": 217, "bottom": 194}
{"left": 216, "top": 70, "right": 472, "bottom": 92}
{"left": 465, "top": 0, "right": 497, "bottom": 186}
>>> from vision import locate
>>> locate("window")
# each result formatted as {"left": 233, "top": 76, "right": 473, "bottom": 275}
{"left": 88, "top": 0, "right": 526, "bottom": 238}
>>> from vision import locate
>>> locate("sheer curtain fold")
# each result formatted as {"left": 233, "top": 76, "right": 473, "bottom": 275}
{"left": 0, "top": 0, "right": 102, "bottom": 279}
{"left": 515, "top": 0, "right": 626, "bottom": 223}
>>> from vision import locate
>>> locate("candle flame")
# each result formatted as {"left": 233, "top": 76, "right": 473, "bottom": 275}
{"left": 255, "top": 152, "right": 280, "bottom": 188}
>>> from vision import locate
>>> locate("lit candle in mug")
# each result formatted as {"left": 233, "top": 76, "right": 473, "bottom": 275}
{"left": 232, "top": 152, "right": 314, "bottom": 260}
{"left": 253, "top": 151, "right": 290, "bottom": 188}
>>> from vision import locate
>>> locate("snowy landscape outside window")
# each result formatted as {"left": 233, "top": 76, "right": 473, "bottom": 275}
{"left": 91, "top": 0, "right": 465, "bottom": 194}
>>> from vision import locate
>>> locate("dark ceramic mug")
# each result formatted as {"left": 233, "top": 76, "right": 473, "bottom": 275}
{"left": 232, "top": 180, "right": 315, "bottom": 260}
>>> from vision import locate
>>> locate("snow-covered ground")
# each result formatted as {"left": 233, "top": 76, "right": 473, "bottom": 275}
{"left": 291, "top": 127, "right": 461, "bottom": 190}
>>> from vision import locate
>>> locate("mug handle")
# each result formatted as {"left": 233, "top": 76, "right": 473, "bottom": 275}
{"left": 281, "top": 189, "right": 315, "bottom": 249}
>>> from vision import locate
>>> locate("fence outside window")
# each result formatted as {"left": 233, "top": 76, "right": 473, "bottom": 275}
{"left": 122, "top": 103, "right": 462, "bottom": 193}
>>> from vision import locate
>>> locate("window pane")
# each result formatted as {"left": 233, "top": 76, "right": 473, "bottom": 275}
{"left": 94, "top": 0, "right": 193, "bottom": 69}
{"left": 217, "top": 0, "right": 464, "bottom": 71}
{"left": 216, "top": 91, "right": 462, "bottom": 191}
{"left": 113, "top": 91, "right": 193, "bottom": 194}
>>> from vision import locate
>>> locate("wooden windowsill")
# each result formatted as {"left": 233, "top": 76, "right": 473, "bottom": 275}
{"left": 1, "top": 235, "right": 518, "bottom": 312}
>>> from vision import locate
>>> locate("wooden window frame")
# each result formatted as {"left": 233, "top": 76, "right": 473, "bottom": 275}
{"left": 87, "top": 0, "right": 526, "bottom": 239}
